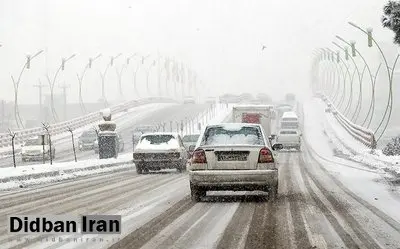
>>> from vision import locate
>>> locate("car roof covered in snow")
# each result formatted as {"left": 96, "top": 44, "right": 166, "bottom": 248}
{"left": 205, "top": 123, "right": 262, "bottom": 131}
{"left": 140, "top": 132, "right": 180, "bottom": 137}
{"left": 282, "top": 111, "right": 298, "bottom": 118}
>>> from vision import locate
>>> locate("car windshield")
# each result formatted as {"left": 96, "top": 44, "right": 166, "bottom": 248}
{"left": 201, "top": 125, "right": 264, "bottom": 146}
{"left": 24, "top": 138, "right": 42, "bottom": 146}
{"left": 81, "top": 130, "right": 97, "bottom": 138}
{"left": 182, "top": 135, "right": 200, "bottom": 143}
{"left": 140, "top": 134, "right": 175, "bottom": 144}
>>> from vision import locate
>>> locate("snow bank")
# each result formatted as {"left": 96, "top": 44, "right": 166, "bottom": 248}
{"left": 304, "top": 99, "right": 400, "bottom": 177}
{"left": 136, "top": 137, "right": 180, "bottom": 150}
{"left": 0, "top": 154, "right": 133, "bottom": 190}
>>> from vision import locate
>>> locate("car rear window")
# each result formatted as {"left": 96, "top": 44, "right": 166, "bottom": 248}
{"left": 280, "top": 130, "right": 298, "bottom": 135}
{"left": 201, "top": 126, "right": 264, "bottom": 146}
{"left": 140, "top": 135, "right": 175, "bottom": 144}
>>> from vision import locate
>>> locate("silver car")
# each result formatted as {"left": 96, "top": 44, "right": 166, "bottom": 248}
{"left": 188, "top": 123, "right": 283, "bottom": 202}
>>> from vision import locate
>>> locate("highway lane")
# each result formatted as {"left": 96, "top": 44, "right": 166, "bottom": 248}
{"left": 0, "top": 103, "right": 210, "bottom": 168}
{"left": 1, "top": 145, "right": 400, "bottom": 249}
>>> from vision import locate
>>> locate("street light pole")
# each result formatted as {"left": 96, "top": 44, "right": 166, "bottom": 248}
{"left": 46, "top": 53, "right": 76, "bottom": 123}
{"left": 116, "top": 53, "right": 137, "bottom": 101}
{"left": 323, "top": 48, "right": 352, "bottom": 113}
{"left": 33, "top": 79, "right": 48, "bottom": 122}
{"left": 332, "top": 42, "right": 364, "bottom": 123}
{"left": 336, "top": 35, "right": 377, "bottom": 128}
{"left": 133, "top": 54, "right": 150, "bottom": 98}
{"left": 349, "top": 22, "right": 400, "bottom": 142}
{"left": 99, "top": 53, "right": 122, "bottom": 107}
{"left": 11, "top": 50, "right": 44, "bottom": 129}
{"left": 146, "top": 60, "right": 156, "bottom": 97}
{"left": 77, "top": 54, "right": 102, "bottom": 114}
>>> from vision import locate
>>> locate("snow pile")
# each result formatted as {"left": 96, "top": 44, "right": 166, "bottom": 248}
{"left": 304, "top": 99, "right": 400, "bottom": 176}
{"left": 0, "top": 154, "right": 133, "bottom": 190}
{"left": 136, "top": 137, "right": 180, "bottom": 150}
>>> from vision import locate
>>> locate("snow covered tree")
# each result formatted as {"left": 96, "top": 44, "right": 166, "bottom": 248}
{"left": 382, "top": 135, "right": 400, "bottom": 156}
{"left": 382, "top": 0, "right": 400, "bottom": 45}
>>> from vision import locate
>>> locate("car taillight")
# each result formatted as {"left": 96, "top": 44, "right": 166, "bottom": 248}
{"left": 191, "top": 149, "right": 207, "bottom": 164}
{"left": 258, "top": 147, "right": 274, "bottom": 163}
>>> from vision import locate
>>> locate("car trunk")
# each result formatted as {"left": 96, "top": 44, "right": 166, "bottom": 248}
{"left": 203, "top": 145, "right": 262, "bottom": 170}
{"left": 277, "top": 134, "right": 300, "bottom": 143}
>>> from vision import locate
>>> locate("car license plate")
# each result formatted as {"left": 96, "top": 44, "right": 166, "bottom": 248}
{"left": 218, "top": 154, "right": 247, "bottom": 161}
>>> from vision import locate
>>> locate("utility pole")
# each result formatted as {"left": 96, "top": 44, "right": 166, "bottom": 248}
{"left": 33, "top": 80, "right": 47, "bottom": 122}
{"left": 59, "top": 82, "right": 70, "bottom": 121}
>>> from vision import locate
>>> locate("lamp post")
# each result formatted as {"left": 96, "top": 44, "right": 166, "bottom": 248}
{"left": 99, "top": 53, "right": 122, "bottom": 107}
{"left": 348, "top": 22, "right": 400, "bottom": 142}
{"left": 116, "top": 53, "right": 138, "bottom": 101}
{"left": 77, "top": 54, "right": 102, "bottom": 114}
{"left": 11, "top": 49, "right": 44, "bottom": 129}
{"left": 46, "top": 54, "right": 76, "bottom": 123}
{"left": 146, "top": 60, "right": 156, "bottom": 97}
{"left": 323, "top": 48, "right": 352, "bottom": 113}
{"left": 332, "top": 42, "right": 364, "bottom": 123}
{"left": 133, "top": 54, "right": 150, "bottom": 98}
{"left": 336, "top": 35, "right": 380, "bottom": 128}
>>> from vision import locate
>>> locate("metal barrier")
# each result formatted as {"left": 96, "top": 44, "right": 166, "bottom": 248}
{"left": 319, "top": 94, "right": 376, "bottom": 149}
{"left": 0, "top": 97, "right": 176, "bottom": 148}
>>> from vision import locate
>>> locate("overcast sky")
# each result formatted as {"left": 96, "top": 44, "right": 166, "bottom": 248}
{"left": 0, "top": 0, "right": 395, "bottom": 104}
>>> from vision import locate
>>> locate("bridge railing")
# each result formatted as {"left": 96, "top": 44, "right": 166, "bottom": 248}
{"left": 0, "top": 97, "right": 176, "bottom": 148}
{"left": 317, "top": 94, "right": 376, "bottom": 149}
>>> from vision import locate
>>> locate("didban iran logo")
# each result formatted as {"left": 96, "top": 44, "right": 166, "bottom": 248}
{"left": 8, "top": 215, "right": 121, "bottom": 234}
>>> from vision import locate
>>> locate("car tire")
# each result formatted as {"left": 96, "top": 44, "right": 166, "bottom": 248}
{"left": 190, "top": 183, "right": 205, "bottom": 202}
{"left": 269, "top": 183, "right": 278, "bottom": 201}
{"left": 136, "top": 164, "right": 143, "bottom": 174}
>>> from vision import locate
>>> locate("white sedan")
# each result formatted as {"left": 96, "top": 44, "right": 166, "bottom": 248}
{"left": 188, "top": 123, "right": 283, "bottom": 202}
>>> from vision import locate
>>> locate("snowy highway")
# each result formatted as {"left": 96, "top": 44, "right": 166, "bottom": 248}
{"left": 0, "top": 103, "right": 210, "bottom": 168}
{"left": 1, "top": 103, "right": 400, "bottom": 249}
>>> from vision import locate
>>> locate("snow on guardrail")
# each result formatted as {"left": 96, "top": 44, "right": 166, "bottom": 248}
{"left": 317, "top": 94, "right": 376, "bottom": 149}
{"left": 0, "top": 97, "right": 177, "bottom": 150}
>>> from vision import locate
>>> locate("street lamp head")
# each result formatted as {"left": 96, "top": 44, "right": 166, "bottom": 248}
{"left": 345, "top": 47, "right": 349, "bottom": 60}
{"left": 110, "top": 56, "right": 114, "bottom": 66}
{"left": 89, "top": 58, "right": 93, "bottom": 68}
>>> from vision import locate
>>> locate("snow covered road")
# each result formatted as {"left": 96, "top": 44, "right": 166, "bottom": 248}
{"left": 1, "top": 101, "right": 400, "bottom": 249}
{"left": 1, "top": 147, "right": 400, "bottom": 248}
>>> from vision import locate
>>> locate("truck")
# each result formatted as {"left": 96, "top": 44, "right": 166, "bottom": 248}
{"left": 279, "top": 111, "right": 299, "bottom": 129}
{"left": 232, "top": 105, "right": 273, "bottom": 136}
{"left": 276, "top": 129, "right": 301, "bottom": 150}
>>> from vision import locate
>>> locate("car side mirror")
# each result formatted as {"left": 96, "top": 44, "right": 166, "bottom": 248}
{"left": 269, "top": 134, "right": 276, "bottom": 140}
{"left": 272, "top": 143, "right": 283, "bottom": 151}
{"left": 188, "top": 145, "right": 195, "bottom": 152}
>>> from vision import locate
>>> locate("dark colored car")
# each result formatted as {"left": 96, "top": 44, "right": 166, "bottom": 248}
{"left": 78, "top": 130, "right": 98, "bottom": 151}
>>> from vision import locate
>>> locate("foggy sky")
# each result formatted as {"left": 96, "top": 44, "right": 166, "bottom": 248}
{"left": 0, "top": 0, "right": 395, "bottom": 104}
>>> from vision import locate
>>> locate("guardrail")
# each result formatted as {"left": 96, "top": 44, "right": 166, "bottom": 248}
{"left": 0, "top": 97, "right": 176, "bottom": 148}
{"left": 317, "top": 94, "right": 376, "bottom": 149}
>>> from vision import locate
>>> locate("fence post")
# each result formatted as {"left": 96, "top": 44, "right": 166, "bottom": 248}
{"left": 8, "top": 129, "right": 16, "bottom": 168}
